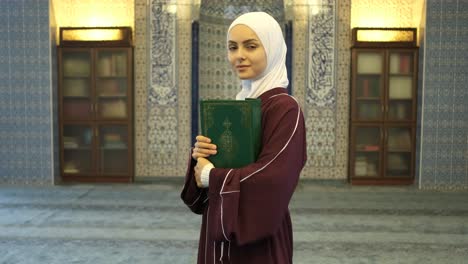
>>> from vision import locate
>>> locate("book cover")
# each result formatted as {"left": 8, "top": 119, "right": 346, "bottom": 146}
{"left": 200, "top": 99, "right": 262, "bottom": 168}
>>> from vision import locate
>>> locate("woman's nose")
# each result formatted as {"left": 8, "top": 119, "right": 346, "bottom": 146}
{"left": 235, "top": 49, "right": 246, "bottom": 61}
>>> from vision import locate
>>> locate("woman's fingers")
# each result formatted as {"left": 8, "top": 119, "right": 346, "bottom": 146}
{"left": 192, "top": 151, "right": 210, "bottom": 160}
{"left": 195, "top": 141, "right": 217, "bottom": 151}
{"left": 192, "top": 151, "right": 209, "bottom": 160}
{"left": 193, "top": 146, "right": 216, "bottom": 156}
{"left": 194, "top": 135, "right": 217, "bottom": 153}
{"left": 192, "top": 135, "right": 217, "bottom": 160}
{"left": 196, "top": 135, "right": 211, "bottom": 143}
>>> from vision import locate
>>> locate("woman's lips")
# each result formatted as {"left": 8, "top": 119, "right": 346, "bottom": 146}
{"left": 236, "top": 65, "right": 249, "bottom": 70}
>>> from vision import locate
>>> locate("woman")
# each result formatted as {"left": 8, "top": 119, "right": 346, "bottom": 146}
{"left": 181, "top": 11, "right": 307, "bottom": 264}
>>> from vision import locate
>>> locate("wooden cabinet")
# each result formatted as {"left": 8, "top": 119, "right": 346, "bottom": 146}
{"left": 349, "top": 30, "right": 418, "bottom": 185}
{"left": 58, "top": 41, "right": 133, "bottom": 183}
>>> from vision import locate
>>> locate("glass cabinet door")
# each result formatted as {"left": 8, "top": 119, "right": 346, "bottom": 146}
{"left": 95, "top": 50, "right": 129, "bottom": 120}
{"left": 352, "top": 126, "right": 382, "bottom": 177}
{"left": 62, "top": 125, "right": 93, "bottom": 174}
{"left": 98, "top": 125, "right": 129, "bottom": 175}
{"left": 387, "top": 51, "right": 414, "bottom": 121}
{"left": 385, "top": 126, "right": 413, "bottom": 177}
{"left": 354, "top": 51, "right": 384, "bottom": 121}
{"left": 61, "top": 51, "right": 92, "bottom": 120}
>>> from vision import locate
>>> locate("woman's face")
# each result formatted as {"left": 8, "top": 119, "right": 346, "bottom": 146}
{"left": 227, "top": 24, "right": 267, "bottom": 80}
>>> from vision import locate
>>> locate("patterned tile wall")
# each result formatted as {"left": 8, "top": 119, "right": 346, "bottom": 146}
{"left": 290, "top": 0, "right": 350, "bottom": 179}
{"left": 135, "top": 0, "right": 194, "bottom": 177}
{"left": 147, "top": 0, "right": 180, "bottom": 174}
{"left": 419, "top": 0, "right": 468, "bottom": 190}
{"left": 0, "top": 0, "right": 55, "bottom": 184}
{"left": 134, "top": 0, "right": 149, "bottom": 176}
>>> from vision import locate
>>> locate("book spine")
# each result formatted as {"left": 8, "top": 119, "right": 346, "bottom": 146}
{"left": 400, "top": 54, "right": 409, "bottom": 74}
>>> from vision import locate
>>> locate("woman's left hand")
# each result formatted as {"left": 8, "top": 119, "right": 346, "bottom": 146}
{"left": 194, "top": 157, "right": 212, "bottom": 188}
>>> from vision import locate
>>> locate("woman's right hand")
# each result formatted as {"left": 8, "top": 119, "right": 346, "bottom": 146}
{"left": 192, "top": 135, "right": 217, "bottom": 160}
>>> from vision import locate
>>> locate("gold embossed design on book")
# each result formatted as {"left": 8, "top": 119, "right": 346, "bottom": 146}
{"left": 220, "top": 118, "right": 233, "bottom": 154}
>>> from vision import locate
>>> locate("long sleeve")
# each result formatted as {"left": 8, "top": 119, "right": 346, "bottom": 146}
{"left": 180, "top": 149, "right": 208, "bottom": 215}
{"left": 205, "top": 94, "right": 307, "bottom": 245}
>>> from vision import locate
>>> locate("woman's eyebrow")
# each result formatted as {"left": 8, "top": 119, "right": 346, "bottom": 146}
{"left": 228, "top": 39, "right": 259, "bottom": 44}
{"left": 242, "top": 39, "right": 259, "bottom": 44}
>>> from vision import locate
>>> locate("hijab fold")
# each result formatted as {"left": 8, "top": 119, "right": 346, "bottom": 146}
{"left": 228, "top": 12, "right": 289, "bottom": 100}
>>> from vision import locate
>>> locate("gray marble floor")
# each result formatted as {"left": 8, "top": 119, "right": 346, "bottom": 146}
{"left": 1, "top": 179, "right": 468, "bottom": 264}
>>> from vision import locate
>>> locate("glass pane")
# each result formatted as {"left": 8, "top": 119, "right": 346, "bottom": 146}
{"left": 388, "top": 100, "right": 412, "bottom": 120}
{"left": 389, "top": 76, "right": 412, "bottom": 99}
{"left": 96, "top": 78, "right": 128, "bottom": 119}
{"left": 389, "top": 52, "right": 413, "bottom": 74}
{"left": 356, "top": 75, "right": 381, "bottom": 98}
{"left": 354, "top": 126, "right": 381, "bottom": 177}
{"left": 97, "top": 51, "right": 128, "bottom": 77}
{"left": 62, "top": 51, "right": 92, "bottom": 120}
{"left": 355, "top": 153, "right": 380, "bottom": 177}
{"left": 356, "top": 101, "right": 381, "bottom": 120}
{"left": 98, "top": 98, "right": 127, "bottom": 119}
{"left": 63, "top": 98, "right": 92, "bottom": 120}
{"left": 357, "top": 52, "right": 382, "bottom": 74}
{"left": 355, "top": 127, "right": 381, "bottom": 151}
{"left": 63, "top": 125, "right": 93, "bottom": 174}
{"left": 99, "top": 126, "right": 128, "bottom": 174}
{"left": 62, "top": 51, "right": 90, "bottom": 77}
{"left": 386, "top": 153, "right": 411, "bottom": 177}
{"left": 387, "top": 127, "right": 412, "bottom": 151}
{"left": 97, "top": 79, "right": 127, "bottom": 97}
{"left": 63, "top": 78, "right": 90, "bottom": 97}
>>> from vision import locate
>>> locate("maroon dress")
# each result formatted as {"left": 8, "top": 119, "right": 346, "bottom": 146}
{"left": 181, "top": 88, "right": 307, "bottom": 264}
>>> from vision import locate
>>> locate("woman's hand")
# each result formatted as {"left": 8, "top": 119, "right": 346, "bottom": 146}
{"left": 192, "top": 135, "right": 217, "bottom": 160}
{"left": 194, "top": 157, "right": 212, "bottom": 188}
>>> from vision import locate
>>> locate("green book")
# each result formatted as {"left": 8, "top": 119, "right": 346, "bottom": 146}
{"left": 200, "top": 99, "right": 262, "bottom": 168}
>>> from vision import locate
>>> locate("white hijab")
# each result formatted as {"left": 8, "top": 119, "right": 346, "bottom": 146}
{"left": 227, "top": 12, "right": 289, "bottom": 100}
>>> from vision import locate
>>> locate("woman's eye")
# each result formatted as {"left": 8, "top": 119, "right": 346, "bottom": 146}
{"left": 228, "top": 46, "right": 237, "bottom": 51}
{"left": 247, "top": 45, "right": 257, "bottom": 50}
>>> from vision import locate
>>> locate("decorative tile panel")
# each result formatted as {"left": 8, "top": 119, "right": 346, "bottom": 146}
{"left": 176, "top": 4, "right": 194, "bottom": 177}
{"left": 0, "top": 0, "right": 54, "bottom": 185}
{"left": 307, "top": 3, "right": 336, "bottom": 108}
{"left": 333, "top": 0, "right": 351, "bottom": 180}
{"left": 199, "top": 0, "right": 285, "bottom": 22}
{"left": 140, "top": 0, "right": 193, "bottom": 176}
{"left": 250, "top": 0, "right": 350, "bottom": 180}
{"left": 306, "top": 3, "right": 336, "bottom": 169}
{"left": 419, "top": 0, "right": 468, "bottom": 190}
{"left": 148, "top": 0, "right": 179, "bottom": 169}
{"left": 296, "top": 0, "right": 350, "bottom": 179}
{"left": 198, "top": 19, "right": 239, "bottom": 100}
{"left": 134, "top": 0, "right": 149, "bottom": 176}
